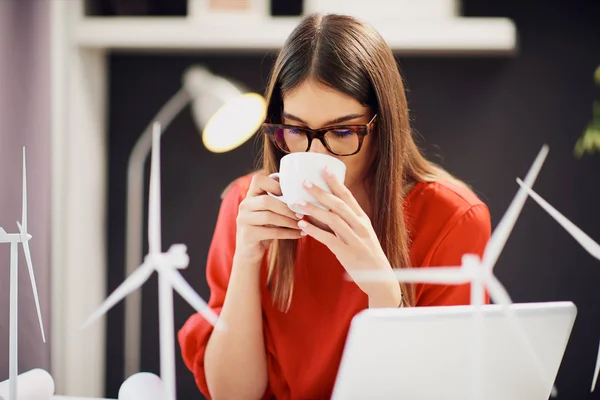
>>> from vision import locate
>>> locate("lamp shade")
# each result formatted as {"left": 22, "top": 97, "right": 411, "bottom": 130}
{"left": 183, "top": 66, "right": 267, "bottom": 153}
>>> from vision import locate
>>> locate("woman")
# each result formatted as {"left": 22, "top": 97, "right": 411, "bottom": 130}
{"left": 178, "top": 13, "right": 491, "bottom": 400}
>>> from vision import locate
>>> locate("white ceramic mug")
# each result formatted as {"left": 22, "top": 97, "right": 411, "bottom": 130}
{"left": 268, "top": 152, "right": 347, "bottom": 215}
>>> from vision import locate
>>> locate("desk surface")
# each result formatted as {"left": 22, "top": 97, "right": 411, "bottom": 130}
{"left": 53, "top": 396, "right": 115, "bottom": 400}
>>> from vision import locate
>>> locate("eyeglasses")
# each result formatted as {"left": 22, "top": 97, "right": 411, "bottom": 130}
{"left": 262, "top": 114, "right": 377, "bottom": 156}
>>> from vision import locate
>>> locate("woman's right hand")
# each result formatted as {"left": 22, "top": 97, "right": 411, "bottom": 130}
{"left": 235, "top": 173, "right": 304, "bottom": 263}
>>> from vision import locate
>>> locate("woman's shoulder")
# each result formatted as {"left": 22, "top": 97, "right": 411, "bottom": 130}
{"left": 406, "top": 179, "right": 492, "bottom": 269}
{"left": 405, "top": 179, "right": 491, "bottom": 241}
{"left": 407, "top": 179, "right": 487, "bottom": 217}
{"left": 219, "top": 173, "right": 257, "bottom": 202}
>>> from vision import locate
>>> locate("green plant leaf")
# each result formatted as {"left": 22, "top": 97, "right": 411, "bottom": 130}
{"left": 574, "top": 66, "right": 600, "bottom": 158}
{"left": 593, "top": 100, "right": 600, "bottom": 120}
{"left": 574, "top": 125, "right": 600, "bottom": 158}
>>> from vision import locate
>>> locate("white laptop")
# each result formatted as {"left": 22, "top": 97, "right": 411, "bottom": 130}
{"left": 332, "top": 301, "right": 576, "bottom": 400}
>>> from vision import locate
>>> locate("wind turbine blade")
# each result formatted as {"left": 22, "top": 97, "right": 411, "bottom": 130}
{"left": 483, "top": 274, "right": 513, "bottom": 307}
{"left": 517, "top": 178, "right": 600, "bottom": 260}
{"left": 591, "top": 340, "right": 600, "bottom": 392}
{"left": 82, "top": 262, "right": 154, "bottom": 329}
{"left": 159, "top": 267, "right": 220, "bottom": 327}
{"left": 351, "top": 267, "right": 468, "bottom": 284}
{"left": 17, "top": 222, "right": 45, "bottom": 343}
{"left": 148, "top": 122, "right": 162, "bottom": 254}
{"left": 483, "top": 145, "right": 549, "bottom": 269}
{"left": 22, "top": 147, "right": 27, "bottom": 233}
{"left": 486, "top": 274, "right": 557, "bottom": 396}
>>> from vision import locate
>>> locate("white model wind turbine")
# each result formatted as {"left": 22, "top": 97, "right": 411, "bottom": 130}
{"left": 352, "top": 145, "right": 558, "bottom": 399}
{"left": 83, "top": 122, "right": 221, "bottom": 400}
{"left": 0, "top": 147, "right": 46, "bottom": 400}
{"left": 516, "top": 177, "right": 600, "bottom": 392}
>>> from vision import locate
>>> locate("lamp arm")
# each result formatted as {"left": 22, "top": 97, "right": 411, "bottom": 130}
{"left": 123, "top": 87, "right": 191, "bottom": 378}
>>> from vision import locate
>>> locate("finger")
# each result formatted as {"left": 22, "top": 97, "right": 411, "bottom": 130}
{"left": 254, "top": 226, "right": 305, "bottom": 240}
{"left": 298, "top": 219, "right": 341, "bottom": 250}
{"left": 242, "top": 210, "right": 302, "bottom": 230}
{"left": 322, "top": 167, "right": 365, "bottom": 216}
{"left": 295, "top": 201, "right": 358, "bottom": 245}
{"left": 301, "top": 180, "right": 364, "bottom": 232}
{"left": 246, "top": 173, "right": 282, "bottom": 198}
{"left": 246, "top": 195, "right": 301, "bottom": 220}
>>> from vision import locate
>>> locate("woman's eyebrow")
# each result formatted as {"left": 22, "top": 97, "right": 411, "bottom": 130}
{"left": 281, "top": 112, "right": 307, "bottom": 124}
{"left": 282, "top": 112, "right": 365, "bottom": 126}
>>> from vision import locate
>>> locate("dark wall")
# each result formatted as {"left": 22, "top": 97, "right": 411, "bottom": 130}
{"left": 106, "top": 1, "right": 600, "bottom": 398}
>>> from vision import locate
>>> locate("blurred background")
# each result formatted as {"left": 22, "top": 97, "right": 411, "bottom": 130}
{"left": 1, "top": 0, "right": 600, "bottom": 399}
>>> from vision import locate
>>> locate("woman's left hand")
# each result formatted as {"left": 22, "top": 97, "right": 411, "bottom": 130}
{"left": 295, "top": 167, "right": 403, "bottom": 308}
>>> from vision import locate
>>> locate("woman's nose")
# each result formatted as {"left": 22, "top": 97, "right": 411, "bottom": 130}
{"left": 307, "top": 139, "right": 329, "bottom": 155}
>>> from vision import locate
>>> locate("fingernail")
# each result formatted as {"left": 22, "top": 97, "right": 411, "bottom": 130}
{"left": 297, "top": 200, "right": 307, "bottom": 206}
{"left": 298, "top": 220, "right": 307, "bottom": 228}
{"left": 303, "top": 180, "right": 313, "bottom": 188}
{"left": 324, "top": 166, "right": 333, "bottom": 176}
{"left": 300, "top": 231, "right": 307, "bottom": 236}
{"left": 295, "top": 213, "right": 303, "bottom": 219}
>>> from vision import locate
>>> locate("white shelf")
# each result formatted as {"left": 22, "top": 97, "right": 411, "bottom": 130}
{"left": 73, "top": 16, "right": 517, "bottom": 55}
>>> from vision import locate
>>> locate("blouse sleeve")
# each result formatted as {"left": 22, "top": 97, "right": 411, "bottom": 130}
{"left": 415, "top": 204, "right": 492, "bottom": 306}
{"left": 177, "top": 178, "right": 244, "bottom": 398}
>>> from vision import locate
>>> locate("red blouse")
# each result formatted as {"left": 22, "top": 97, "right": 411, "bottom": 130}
{"left": 178, "top": 175, "right": 492, "bottom": 399}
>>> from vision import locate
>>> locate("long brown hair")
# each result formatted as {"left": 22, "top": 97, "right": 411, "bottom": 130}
{"left": 261, "top": 13, "right": 464, "bottom": 311}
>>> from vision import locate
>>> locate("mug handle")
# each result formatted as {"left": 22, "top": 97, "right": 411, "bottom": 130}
{"left": 267, "top": 173, "right": 286, "bottom": 203}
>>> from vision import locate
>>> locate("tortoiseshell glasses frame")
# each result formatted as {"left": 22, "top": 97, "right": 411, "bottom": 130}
{"left": 262, "top": 114, "right": 377, "bottom": 156}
